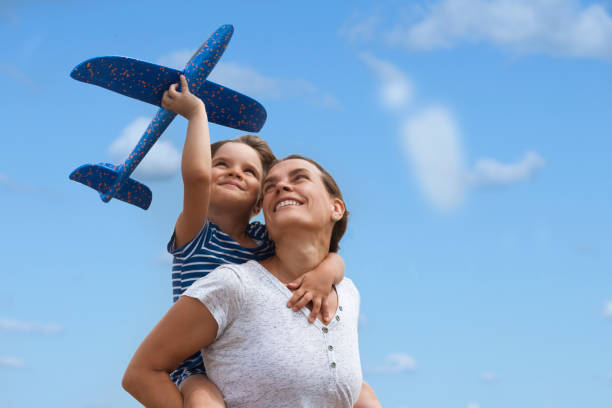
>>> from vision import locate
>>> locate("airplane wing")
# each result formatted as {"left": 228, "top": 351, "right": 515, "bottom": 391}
{"left": 71, "top": 56, "right": 267, "bottom": 132}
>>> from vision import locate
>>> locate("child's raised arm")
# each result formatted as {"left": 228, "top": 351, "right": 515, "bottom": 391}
{"left": 286, "top": 252, "right": 345, "bottom": 324}
{"left": 161, "top": 75, "right": 212, "bottom": 249}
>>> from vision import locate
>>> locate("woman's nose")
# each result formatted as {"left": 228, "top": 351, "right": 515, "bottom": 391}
{"left": 276, "top": 181, "right": 292, "bottom": 192}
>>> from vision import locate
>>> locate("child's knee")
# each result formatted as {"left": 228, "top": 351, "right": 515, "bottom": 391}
{"left": 180, "top": 374, "right": 226, "bottom": 408}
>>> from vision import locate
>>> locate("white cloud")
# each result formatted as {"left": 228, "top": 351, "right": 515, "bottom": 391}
{"left": 0, "top": 318, "right": 62, "bottom": 334}
{"left": 157, "top": 50, "right": 341, "bottom": 110}
{"left": 345, "top": 0, "right": 612, "bottom": 60}
{"left": 375, "top": 353, "right": 417, "bottom": 373}
{"left": 0, "top": 62, "right": 38, "bottom": 90}
{"left": 155, "top": 251, "right": 173, "bottom": 267}
{"left": 210, "top": 62, "right": 342, "bottom": 111}
{"left": 339, "top": 14, "right": 381, "bottom": 42}
{"left": 603, "top": 300, "right": 612, "bottom": 318}
{"left": 467, "top": 403, "right": 480, "bottom": 408}
{"left": 0, "top": 356, "right": 24, "bottom": 368}
{"left": 361, "top": 54, "right": 546, "bottom": 211}
{"left": 359, "top": 52, "right": 413, "bottom": 110}
{"left": 468, "top": 151, "right": 546, "bottom": 187}
{"left": 358, "top": 314, "right": 369, "bottom": 330}
{"left": 157, "top": 50, "right": 193, "bottom": 70}
{"left": 402, "top": 107, "right": 466, "bottom": 211}
{"left": 0, "top": 172, "right": 22, "bottom": 191}
{"left": 108, "top": 117, "right": 181, "bottom": 181}
{"left": 480, "top": 371, "right": 501, "bottom": 382}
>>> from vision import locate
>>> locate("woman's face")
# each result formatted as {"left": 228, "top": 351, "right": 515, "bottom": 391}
{"left": 262, "top": 158, "right": 343, "bottom": 238}
{"left": 210, "top": 142, "right": 263, "bottom": 211}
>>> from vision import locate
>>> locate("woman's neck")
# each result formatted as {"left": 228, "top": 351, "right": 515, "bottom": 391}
{"left": 263, "top": 231, "right": 329, "bottom": 283}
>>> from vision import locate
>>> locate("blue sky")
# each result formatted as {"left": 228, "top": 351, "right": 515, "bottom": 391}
{"left": 1, "top": 1, "right": 611, "bottom": 407}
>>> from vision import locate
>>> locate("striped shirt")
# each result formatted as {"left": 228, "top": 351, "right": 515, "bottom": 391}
{"left": 167, "top": 220, "right": 275, "bottom": 385}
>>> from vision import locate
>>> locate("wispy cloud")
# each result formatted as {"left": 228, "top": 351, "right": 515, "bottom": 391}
{"left": 361, "top": 54, "right": 545, "bottom": 211}
{"left": 467, "top": 403, "right": 480, "bottom": 408}
{"left": 358, "top": 314, "right": 369, "bottom": 330}
{"left": 371, "top": 353, "right": 417, "bottom": 374}
{"left": 343, "top": 0, "right": 612, "bottom": 60}
{"left": 0, "top": 356, "right": 24, "bottom": 368}
{"left": 480, "top": 370, "right": 501, "bottom": 382}
{"left": 467, "top": 151, "right": 546, "bottom": 188}
{"left": 108, "top": 117, "right": 181, "bottom": 181}
{"left": 0, "top": 318, "right": 62, "bottom": 334}
{"left": 0, "top": 172, "right": 28, "bottom": 192}
{"left": 156, "top": 50, "right": 193, "bottom": 70}
{"left": 402, "top": 106, "right": 467, "bottom": 210}
{"left": 603, "top": 300, "right": 612, "bottom": 318}
{"left": 0, "top": 62, "right": 38, "bottom": 90}
{"left": 359, "top": 52, "right": 413, "bottom": 110}
{"left": 339, "top": 14, "right": 381, "bottom": 43}
{"left": 157, "top": 50, "right": 342, "bottom": 110}
{"left": 155, "top": 250, "right": 173, "bottom": 267}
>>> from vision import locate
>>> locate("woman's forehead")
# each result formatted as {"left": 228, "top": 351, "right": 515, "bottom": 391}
{"left": 268, "top": 158, "right": 318, "bottom": 177}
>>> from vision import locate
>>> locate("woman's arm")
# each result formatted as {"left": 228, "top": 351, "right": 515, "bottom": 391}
{"left": 286, "top": 252, "right": 345, "bottom": 323}
{"left": 162, "top": 75, "right": 212, "bottom": 249}
{"left": 122, "top": 297, "right": 218, "bottom": 408}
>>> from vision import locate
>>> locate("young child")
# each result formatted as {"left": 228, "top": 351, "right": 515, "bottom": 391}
{"left": 161, "top": 75, "right": 349, "bottom": 407}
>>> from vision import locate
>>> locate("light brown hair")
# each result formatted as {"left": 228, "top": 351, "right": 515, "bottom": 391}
{"left": 211, "top": 134, "right": 276, "bottom": 176}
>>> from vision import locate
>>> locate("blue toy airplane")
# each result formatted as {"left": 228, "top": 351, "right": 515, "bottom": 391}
{"left": 69, "top": 24, "right": 266, "bottom": 210}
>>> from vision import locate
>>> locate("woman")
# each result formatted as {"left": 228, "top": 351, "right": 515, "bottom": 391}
{"left": 123, "top": 155, "right": 377, "bottom": 407}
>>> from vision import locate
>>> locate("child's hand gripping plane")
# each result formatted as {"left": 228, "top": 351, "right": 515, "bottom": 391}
{"left": 69, "top": 24, "right": 266, "bottom": 210}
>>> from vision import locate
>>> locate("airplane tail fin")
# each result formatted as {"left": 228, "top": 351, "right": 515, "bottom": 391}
{"left": 69, "top": 163, "right": 152, "bottom": 210}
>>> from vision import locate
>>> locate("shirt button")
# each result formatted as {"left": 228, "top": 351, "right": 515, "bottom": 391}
{"left": 335, "top": 315, "right": 340, "bottom": 321}
{"left": 339, "top": 306, "right": 343, "bottom": 311}
{"left": 322, "top": 327, "right": 328, "bottom": 333}
{"left": 330, "top": 362, "right": 336, "bottom": 368}
{"left": 328, "top": 345, "right": 334, "bottom": 351}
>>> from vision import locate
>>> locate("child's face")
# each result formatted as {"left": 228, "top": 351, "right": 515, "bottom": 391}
{"left": 210, "top": 142, "right": 264, "bottom": 213}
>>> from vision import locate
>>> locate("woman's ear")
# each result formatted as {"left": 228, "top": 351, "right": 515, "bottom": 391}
{"left": 330, "top": 198, "right": 345, "bottom": 222}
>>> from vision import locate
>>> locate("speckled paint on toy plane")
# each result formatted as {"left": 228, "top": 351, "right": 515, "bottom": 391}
{"left": 69, "top": 24, "right": 267, "bottom": 210}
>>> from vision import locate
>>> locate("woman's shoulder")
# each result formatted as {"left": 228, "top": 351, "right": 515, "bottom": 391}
{"left": 337, "top": 277, "right": 360, "bottom": 303}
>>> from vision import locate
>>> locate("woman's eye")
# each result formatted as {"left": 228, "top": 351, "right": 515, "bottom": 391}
{"left": 295, "top": 174, "right": 307, "bottom": 181}
{"left": 263, "top": 184, "right": 274, "bottom": 193}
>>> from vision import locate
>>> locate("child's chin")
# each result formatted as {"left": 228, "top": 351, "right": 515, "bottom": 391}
{"left": 212, "top": 191, "right": 256, "bottom": 209}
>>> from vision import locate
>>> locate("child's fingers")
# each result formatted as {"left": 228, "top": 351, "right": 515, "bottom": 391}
{"left": 161, "top": 91, "right": 172, "bottom": 109}
{"left": 321, "top": 298, "right": 331, "bottom": 324}
{"left": 286, "top": 275, "right": 304, "bottom": 290}
{"left": 309, "top": 298, "right": 322, "bottom": 324}
{"left": 292, "top": 292, "right": 313, "bottom": 312}
{"left": 168, "top": 83, "right": 179, "bottom": 98}
{"left": 287, "top": 288, "right": 305, "bottom": 308}
{"left": 179, "top": 75, "right": 190, "bottom": 94}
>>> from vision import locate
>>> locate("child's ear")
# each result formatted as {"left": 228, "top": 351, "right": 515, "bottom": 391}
{"left": 250, "top": 197, "right": 263, "bottom": 218}
{"left": 251, "top": 204, "right": 262, "bottom": 218}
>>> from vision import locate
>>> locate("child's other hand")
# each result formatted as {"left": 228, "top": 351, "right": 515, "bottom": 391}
{"left": 161, "top": 75, "right": 205, "bottom": 119}
{"left": 286, "top": 272, "right": 334, "bottom": 325}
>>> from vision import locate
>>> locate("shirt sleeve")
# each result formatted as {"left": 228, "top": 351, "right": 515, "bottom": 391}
{"left": 167, "top": 220, "right": 211, "bottom": 258}
{"left": 183, "top": 265, "right": 246, "bottom": 339}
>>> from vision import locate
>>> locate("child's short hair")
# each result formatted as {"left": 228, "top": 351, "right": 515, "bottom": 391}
{"left": 211, "top": 135, "right": 276, "bottom": 176}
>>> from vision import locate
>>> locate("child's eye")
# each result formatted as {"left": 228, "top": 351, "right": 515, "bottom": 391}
{"left": 215, "top": 161, "right": 227, "bottom": 167}
{"left": 245, "top": 168, "right": 256, "bottom": 176}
